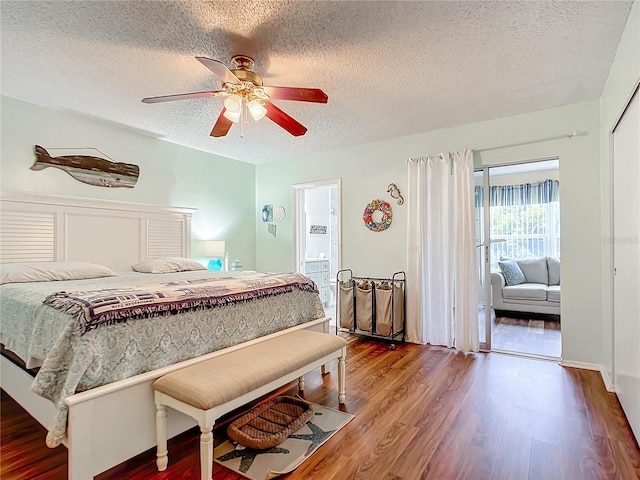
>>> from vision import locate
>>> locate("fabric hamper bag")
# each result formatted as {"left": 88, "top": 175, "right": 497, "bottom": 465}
{"left": 392, "top": 281, "right": 404, "bottom": 334}
{"left": 338, "top": 279, "right": 355, "bottom": 329}
{"left": 355, "top": 281, "right": 373, "bottom": 332}
{"left": 374, "top": 281, "right": 393, "bottom": 336}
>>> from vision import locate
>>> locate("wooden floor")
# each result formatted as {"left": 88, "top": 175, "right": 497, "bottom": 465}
{"left": 2, "top": 333, "right": 639, "bottom": 480}
{"left": 492, "top": 316, "right": 562, "bottom": 358}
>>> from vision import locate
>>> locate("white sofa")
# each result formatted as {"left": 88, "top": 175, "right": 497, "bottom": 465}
{"left": 490, "top": 256, "right": 560, "bottom": 316}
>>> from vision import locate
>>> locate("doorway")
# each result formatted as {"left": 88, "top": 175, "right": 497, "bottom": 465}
{"left": 476, "top": 159, "right": 562, "bottom": 358}
{"left": 293, "top": 179, "right": 341, "bottom": 323}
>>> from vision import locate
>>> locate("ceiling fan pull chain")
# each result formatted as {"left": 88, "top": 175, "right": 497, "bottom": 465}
{"left": 240, "top": 101, "right": 245, "bottom": 138}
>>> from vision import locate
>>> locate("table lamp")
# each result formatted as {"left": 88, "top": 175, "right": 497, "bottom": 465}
{"left": 204, "top": 240, "right": 225, "bottom": 271}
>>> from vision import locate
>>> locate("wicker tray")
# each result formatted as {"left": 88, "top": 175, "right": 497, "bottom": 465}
{"left": 227, "top": 396, "right": 315, "bottom": 450}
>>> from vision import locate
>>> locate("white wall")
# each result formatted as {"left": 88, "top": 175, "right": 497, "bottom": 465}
{"left": 256, "top": 100, "right": 601, "bottom": 365}
{"left": 0, "top": 96, "right": 257, "bottom": 270}
{"left": 599, "top": 2, "right": 640, "bottom": 385}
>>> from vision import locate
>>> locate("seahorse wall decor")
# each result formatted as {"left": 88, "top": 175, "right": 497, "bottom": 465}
{"left": 387, "top": 183, "right": 404, "bottom": 205}
{"left": 31, "top": 145, "right": 139, "bottom": 188}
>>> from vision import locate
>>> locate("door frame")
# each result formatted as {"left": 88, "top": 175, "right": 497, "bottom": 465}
{"left": 478, "top": 158, "right": 561, "bottom": 356}
{"left": 292, "top": 179, "right": 342, "bottom": 275}
{"left": 476, "top": 166, "right": 492, "bottom": 351}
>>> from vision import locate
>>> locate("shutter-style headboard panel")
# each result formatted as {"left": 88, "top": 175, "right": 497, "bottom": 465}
{"left": 0, "top": 211, "right": 56, "bottom": 263}
{"left": 0, "top": 194, "right": 195, "bottom": 272}
{"left": 147, "top": 219, "right": 187, "bottom": 259}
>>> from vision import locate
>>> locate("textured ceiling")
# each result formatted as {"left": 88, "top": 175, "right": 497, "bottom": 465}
{"left": 0, "top": 1, "right": 633, "bottom": 164}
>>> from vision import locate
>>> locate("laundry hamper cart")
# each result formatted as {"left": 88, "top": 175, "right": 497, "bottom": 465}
{"left": 336, "top": 269, "right": 406, "bottom": 349}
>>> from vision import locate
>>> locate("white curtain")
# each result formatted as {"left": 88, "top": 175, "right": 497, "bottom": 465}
{"left": 406, "top": 148, "right": 478, "bottom": 352}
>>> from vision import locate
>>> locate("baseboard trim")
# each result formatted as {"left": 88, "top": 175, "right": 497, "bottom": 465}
{"left": 601, "top": 369, "right": 614, "bottom": 392}
{"left": 559, "top": 359, "right": 615, "bottom": 392}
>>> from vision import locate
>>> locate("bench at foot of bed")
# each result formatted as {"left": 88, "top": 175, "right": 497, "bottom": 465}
{"left": 152, "top": 329, "right": 347, "bottom": 480}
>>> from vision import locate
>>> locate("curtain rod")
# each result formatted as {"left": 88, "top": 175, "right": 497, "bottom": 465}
{"left": 408, "top": 130, "right": 588, "bottom": 163}
{"left": 476, "top": 131, "right": 588, "bottom": 153}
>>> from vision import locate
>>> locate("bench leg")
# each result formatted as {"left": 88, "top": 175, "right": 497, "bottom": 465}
{"left": 200, "top": 424, "right": 214, "bottom": 480}
{"left": 298, "top": 375, "right": 305, "bottom": 391}
{"left": 155, "top": 404, "right": 168, "bottom": 471}
{"left": 321, "top": 321, "right": 329, "bottom": 375}
{"left": 338, "top": 348, "right": 346, "bottom": 404}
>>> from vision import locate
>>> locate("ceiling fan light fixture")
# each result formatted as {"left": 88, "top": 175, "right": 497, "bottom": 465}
{"left": 223, "top": 108, "right": 241, "bottom": 123}
{"left": 142, "top": 56, "right": 328, "bottom": 138}
{"left": 223, "top": 94, "right": 242, "bottom": 114}
{"left": 248, "top": 99, "right": 267, "bottom": 121}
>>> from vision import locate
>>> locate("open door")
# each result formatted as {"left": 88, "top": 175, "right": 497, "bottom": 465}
{"left": 293, "top": 179, "right": 341, "bottom": 321}
{"left": 475, "top": 168, "right": 492, "bottom": 351}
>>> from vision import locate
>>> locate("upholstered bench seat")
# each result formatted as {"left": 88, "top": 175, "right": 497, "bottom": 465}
{"left": 152, "top": 329, "right": 347, "bottom": 480}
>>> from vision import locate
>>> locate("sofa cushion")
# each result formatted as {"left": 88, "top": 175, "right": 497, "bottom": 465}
{"left": 498, "top": 260, "right": 526, "bottom": 286}
{"left": 502, "top": 256, "right": 549, "bottom": 284}
{"left": 502, "top": 283, "right": 548, "bottom": 301}
{"left": 547, "top": 257, "right": 560, "bottom": 285}
{"left": 547, "top": 285, "right": 561, "bottom": 302}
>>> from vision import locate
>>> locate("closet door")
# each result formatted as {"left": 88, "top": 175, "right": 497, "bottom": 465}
{"left": 613, "top": 87, "right": 640, "bottom": 443}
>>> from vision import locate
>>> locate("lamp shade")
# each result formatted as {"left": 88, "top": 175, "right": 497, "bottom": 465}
{"left": 204, "top": 240, "right": 225, "bottom": 258}
{"left": 248, "top": 99, "right": 267, "bottom": 121}
{"left": 223, "top": 108, "right": 241, "bottom": 123}
{"left": 223, "top": 95, "right": 242, "bottom": 113}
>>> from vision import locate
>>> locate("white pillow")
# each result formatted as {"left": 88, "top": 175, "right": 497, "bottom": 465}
{"left": 0, "top": 261, "right": 117, "bottom": 285}
{"left": 132, "top": 257, "right": 206, "bottom": 274}
{"left": 501, "top": 256, "right": 549, "bottom": 284}
{"left": 547, "top": 256, "right": 560, "bottom": 285}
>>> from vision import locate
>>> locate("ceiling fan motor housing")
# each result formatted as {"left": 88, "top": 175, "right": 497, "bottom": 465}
{"left": 230, "top": 55, "right": 262, "bottom": 86}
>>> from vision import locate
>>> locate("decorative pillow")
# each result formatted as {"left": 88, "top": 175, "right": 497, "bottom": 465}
{"left": 132, "top": 257, "right": 206, "bottom": 274}
{"left": 547, "top": 256, "right": 560, "bottom": 285}
{"left": 498, "top": 260, "right": 526, "bottom": 286}
{"left": 514, "top": 257, "right": 549, "bottom": 284}
{"left": 0, "top": 261, "right": 117, "bottom": 285}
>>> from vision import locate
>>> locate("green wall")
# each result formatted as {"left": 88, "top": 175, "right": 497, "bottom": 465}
{"left": 0, "top": 95, "right": 257, "bottom": 269}
{"left": 257, "top": 99, "right": 602, "bottom": 366}
{"left": 599, "top": 1, "right": 640, "bottom": 386}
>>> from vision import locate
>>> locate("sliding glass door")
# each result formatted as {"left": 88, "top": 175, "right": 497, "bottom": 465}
{"left": 475, "top": 168, "right": 492, "bottom": 351}
{"left": 476, "top": 159, "right": 561, "bottom": 358}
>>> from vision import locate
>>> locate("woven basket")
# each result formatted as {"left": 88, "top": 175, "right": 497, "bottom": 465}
{"left": 227, "top": 396, "right": 315, "bottom": 450}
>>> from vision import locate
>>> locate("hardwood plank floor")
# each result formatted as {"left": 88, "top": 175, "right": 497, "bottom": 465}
{"left": 492, "top": 315, "right": 562, "bottom": 358}
{"left": 2, "top": 334, "right": 639, "bottom": 479}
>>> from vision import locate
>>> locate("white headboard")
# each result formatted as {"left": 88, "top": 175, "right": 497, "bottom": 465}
{"left": 0, "top": 193, "right": 195, "bottom": 272}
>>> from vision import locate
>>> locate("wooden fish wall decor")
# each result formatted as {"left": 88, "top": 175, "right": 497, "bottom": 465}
{"left": 31, "top": 145, "right": 139, "bottom": 188}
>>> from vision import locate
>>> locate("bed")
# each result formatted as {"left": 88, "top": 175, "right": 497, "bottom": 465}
{"left": 0, "top": 193, "right": 329, "bottom": 479}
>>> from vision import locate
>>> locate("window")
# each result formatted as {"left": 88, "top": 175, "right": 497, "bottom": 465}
{"left": 489, "top": 201, "right": 559, "bottom": 271}
{"left": 475, "top": 178, "right": 560, "bottom": 271}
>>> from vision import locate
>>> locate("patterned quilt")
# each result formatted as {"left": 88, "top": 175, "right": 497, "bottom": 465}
{"left": 43, "top": 272, "right": 317, "bottom": 334}
{"left": 0, "top": 270, "right": 325, "bottom": 448}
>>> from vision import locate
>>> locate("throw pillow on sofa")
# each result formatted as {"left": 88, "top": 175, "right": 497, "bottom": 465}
{"left": 501, "top": 256, "right": 549, "bottom": 284}
{"left": 498, "top": 260, "right": 526, "bottom": 286}
{"left": 547, "top": 256, "right": 560, "bottom": 285}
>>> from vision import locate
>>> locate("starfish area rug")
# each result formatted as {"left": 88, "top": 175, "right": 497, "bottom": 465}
{"left": 213, "top": 402, "right": 354, "bottom": 479}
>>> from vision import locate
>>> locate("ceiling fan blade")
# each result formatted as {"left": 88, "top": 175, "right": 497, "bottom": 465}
{"left": 210, "top": 108, "right": 233, "bottom": 137}
{"left": 265, "top": 103, "right": 307, "bottom": 137}
{"left": 142, "top": 90, "right": 225, "bottom": 104}
{"left": 196, "top": 57, "right": 241, "bottom": 85}
{"left": 262, "top": 86, "right": 328, "bottom": 103}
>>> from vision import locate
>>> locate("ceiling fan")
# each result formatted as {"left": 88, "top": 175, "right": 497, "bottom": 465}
{"left": 142, "top": 55, "right": 328, "bottom": 138}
